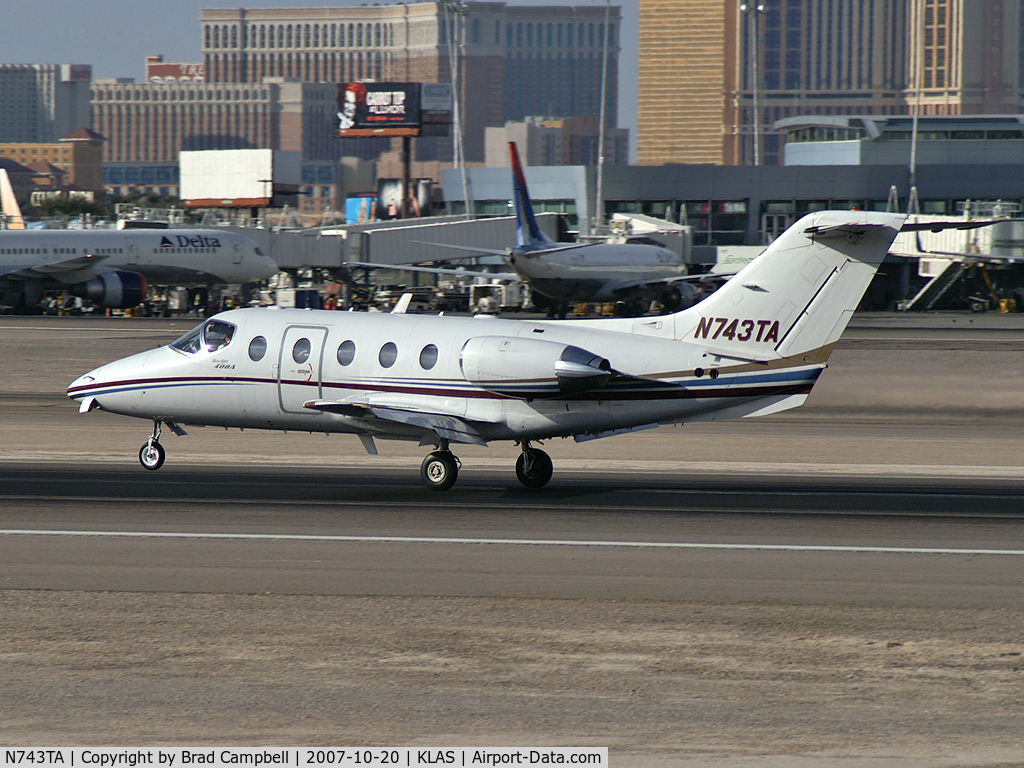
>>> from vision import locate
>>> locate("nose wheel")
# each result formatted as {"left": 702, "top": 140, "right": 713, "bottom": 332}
{"left": 137, "top": 419, "right": 185, "bottom": 471}
{"left": 139, "top": 440, "right": 166, "bottom": 471}
{"left": 516, "top": 444, "right": 553, "bottom": 488}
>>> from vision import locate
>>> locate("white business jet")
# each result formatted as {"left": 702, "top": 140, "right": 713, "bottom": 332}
{"left": 68, "top": 210, "right": 903, "bottom": 490}
{"left": 0, "top": 229, "right": 277, "bottom": 312}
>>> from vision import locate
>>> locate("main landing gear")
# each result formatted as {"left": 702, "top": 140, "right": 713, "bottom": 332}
{"left": 419, "top": 439, "right": 553, "bottom": 491}
{"left": 420, "top": 440, "right": 461, "bottom": 492}
{"left": 515, "top": 442, "right": 553, "bottom": 488}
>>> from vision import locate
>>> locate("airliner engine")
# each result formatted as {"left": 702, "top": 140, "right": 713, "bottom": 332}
{"left": 70, "top": 271, "right": 148, "bottom": 309}
{"left": 460, "top": 336, "right": 611, "bottom": 398}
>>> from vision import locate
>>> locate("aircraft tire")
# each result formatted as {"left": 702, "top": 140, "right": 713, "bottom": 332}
{"left": 515, "top": 448, "right": 553, "bottom": 488}
{"left": 421, "top": 451, "right": 459, "bottom": 491}
{"left": 139, "top": 441, "right": 166, "bottom": 471}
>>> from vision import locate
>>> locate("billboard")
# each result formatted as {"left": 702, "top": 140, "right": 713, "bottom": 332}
{"left": 337, "top": 82, "right": 421, "bottom": 137}
{"left": 179, "top": 149, "right": 300, "bottom": 208}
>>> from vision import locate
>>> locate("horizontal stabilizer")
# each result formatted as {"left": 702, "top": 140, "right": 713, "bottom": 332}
{"left": 900, "top": 219, "right": 1003, "bottom": 232}
{"left": 803, "top": 221, "right": 893, "bottom": 237}
{"left": 408, "top": 241, "right": 509, "bottom": 258}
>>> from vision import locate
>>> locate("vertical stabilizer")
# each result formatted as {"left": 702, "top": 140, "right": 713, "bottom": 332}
{"left": 508, "top": 142, "right": 554, "bottom": 249}
{"left": 675, "top": 211, "right": 905, "bottom": 358}
{"left": 0, "top": 169, "right": 25, "bottom": 229}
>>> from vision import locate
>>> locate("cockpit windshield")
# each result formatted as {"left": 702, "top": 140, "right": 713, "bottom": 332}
{"left": 171, "top": 320, "right": 236, "bottom": 355}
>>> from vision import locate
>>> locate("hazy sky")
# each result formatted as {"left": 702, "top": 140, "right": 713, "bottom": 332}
{"left": 2, "top": 0, "right": 639, "bottom": 154}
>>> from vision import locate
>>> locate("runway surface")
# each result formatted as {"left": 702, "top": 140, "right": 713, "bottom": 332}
{"left": 2, "top": 314, "right": 1024, "bottom": 765}
{"left": 3, "top": 463, "right": 1024, "bottom": 606}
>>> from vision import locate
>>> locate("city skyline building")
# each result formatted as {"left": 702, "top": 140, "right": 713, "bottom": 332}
{"left": 0, "top": 127, "right": 106, "bottom": 192}
{"left": 199, "top": 2, "right": 620, "bottom": 163}
{"left": 638, "top": 0, "right": 1024, "bottom": 167}
{"left": 485, "top": 116, "right": 629, "bottom": 168}
{"left": 0, "top": 64, "right": 93, "bottom": 144}
{"left": 90, "top": 77, "right": 339, "bottom": 165}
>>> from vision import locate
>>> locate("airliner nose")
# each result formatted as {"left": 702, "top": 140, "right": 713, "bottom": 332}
{"left": 260, "top": 251, "right": 279, "bottom": 279}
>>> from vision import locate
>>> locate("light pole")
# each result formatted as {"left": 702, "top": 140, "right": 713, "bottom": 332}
{"left": 444, "top": 1, "right": 473, "bottom": 219}
{"left": 739, "top": 3, "right": 765, "bottom": 166}
{"left": 593, "top": 0, "right": 612, "bottom": 237}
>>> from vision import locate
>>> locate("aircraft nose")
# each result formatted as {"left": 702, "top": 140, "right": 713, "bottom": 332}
{"left": 67, "top": 350, "right": 153, "bottom": 414}
{"left": 261, "top": 251, "right": 279, "bottom": 278}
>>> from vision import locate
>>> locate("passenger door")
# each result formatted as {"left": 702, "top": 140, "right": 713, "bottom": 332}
{"left": 278, "top": 325, "right": 328, "bottom": 414}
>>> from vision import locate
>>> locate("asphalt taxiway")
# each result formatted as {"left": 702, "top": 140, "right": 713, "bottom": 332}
{"left": 2, "top": 314, "right": 1024, "bottom": 765}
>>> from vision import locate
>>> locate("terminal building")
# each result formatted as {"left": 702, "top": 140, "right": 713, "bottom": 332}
{"left": 445, "top": 114, "right": 1024, "bottom": 244}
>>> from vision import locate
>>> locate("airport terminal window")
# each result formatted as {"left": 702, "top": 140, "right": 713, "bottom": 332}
{"left": 292, "top": 338, "right": 312, "bottom": 364}
{"left": 248, "top": 336, "right": 267, "bottom": 362}
{"left": 419, "top": 344, "right": 438, "bottom": 370}
{"left": 337, "top": 340, "right": 356, "bottom": 366}
{"left": 378, "top": 342, "right": 398, "bottom": 368}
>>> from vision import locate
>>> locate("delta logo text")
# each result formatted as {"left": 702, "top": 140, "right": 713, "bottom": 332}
{"left": 160, "top": 235, "right": 222, "bottom": 249}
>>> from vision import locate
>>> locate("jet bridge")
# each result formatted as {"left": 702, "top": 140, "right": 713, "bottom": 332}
{"left": 222, "top": 212, "right": 560, "bottom": 271}
{"left": 891, "top": 210, "right": 1022, "bottom": 311}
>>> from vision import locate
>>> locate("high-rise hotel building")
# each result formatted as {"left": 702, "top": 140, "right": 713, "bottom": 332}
{"left": 638, "top": 0, "right": 1024, "bottom": 166}
{"left": 199, "top": 2, "right": 621, "bottom": 163}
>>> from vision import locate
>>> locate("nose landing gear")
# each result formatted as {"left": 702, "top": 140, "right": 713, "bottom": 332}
{"left": 137, "top": 419, "right": 186, "bottom": 471}
{"left": 139, "top": 420, "right": 166, "bottom": 471}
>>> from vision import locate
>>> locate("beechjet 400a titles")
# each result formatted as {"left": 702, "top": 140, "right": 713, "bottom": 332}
{"left": 69, "top": 210, "right": 903, "bottom": 490}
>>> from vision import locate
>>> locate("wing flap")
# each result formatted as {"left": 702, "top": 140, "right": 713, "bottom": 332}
{"left": 303, "top": 398, "right": 489, "bottom": 446}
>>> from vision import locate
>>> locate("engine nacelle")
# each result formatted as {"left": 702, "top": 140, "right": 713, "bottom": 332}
{"left": 460, "top": 336, "right": 612, "bottom": 399}
{"left": 70, "top": 271, "right": 147, "bottom": 309}
{"left": 661, "top": 283, "right": 699, "bottom": 313}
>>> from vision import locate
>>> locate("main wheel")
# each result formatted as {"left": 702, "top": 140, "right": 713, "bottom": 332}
{"left": 139, "top": 440, "right": 166, "bottom": 471}
{"left": 515, "top": 448, "right": 553, "bottom": 488}
{"left": 420, "top": 451, "right": 459, "bottom": 491}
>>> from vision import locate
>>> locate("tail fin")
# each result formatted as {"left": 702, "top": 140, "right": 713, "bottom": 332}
{"left": 676, "top": 211, "right": 904, "bottom": 360}
{"left": 0, "top": 169, "right": 25, "bottom": 229}
{"left": 509, "top": 142, "right": 554, "bottom": 249}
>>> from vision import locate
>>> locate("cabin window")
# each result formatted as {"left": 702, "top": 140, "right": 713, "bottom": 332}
{"left": 419, "top": 344, "right": 438, "bottom": 370}
{"left": 292, "top": 338, "right": 312, "bottom": 363}
{"left": 378, "top": 342, "right": 398, "bottom": 368}
{"left": 337, "top": 340, "right": 356, "bottom": 365}
{"left": 248, "top": 336, "right": 267, "bottom": 361}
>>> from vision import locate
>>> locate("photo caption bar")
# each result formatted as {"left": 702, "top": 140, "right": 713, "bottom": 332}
{"left": 0, "top": 749, "right": 608, "bottom": 768}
